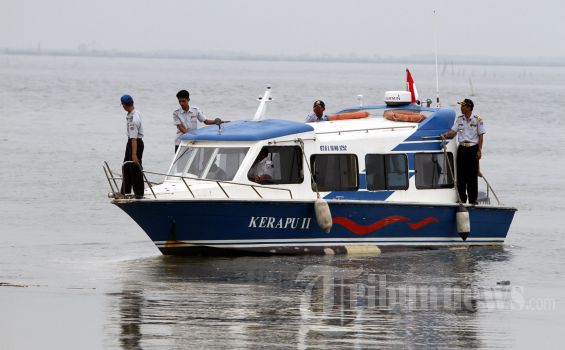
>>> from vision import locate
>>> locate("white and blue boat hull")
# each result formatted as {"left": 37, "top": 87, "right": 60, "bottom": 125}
{"left": 115, "top": 200, "right": 516, "bottom": 255}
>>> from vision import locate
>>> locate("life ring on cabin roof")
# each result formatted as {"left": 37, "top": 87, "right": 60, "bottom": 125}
{"left": 327, "top": 111, "right": 370, "bottom": 121}
{"left": 383, "top": 110, "right": 426, "bottom": 123}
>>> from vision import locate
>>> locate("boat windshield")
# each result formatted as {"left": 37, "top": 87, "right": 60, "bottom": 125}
{"left": 167, "top": 146, "right": 249, "bottom": 181}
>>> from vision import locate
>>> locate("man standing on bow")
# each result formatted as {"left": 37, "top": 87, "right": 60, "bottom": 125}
{"left": 173, "top": 90, "right": 218, "bottom": 152}
{"left": 441, "top": 98, "right": 485, "bottom": 205}
{"left": 120, "top": 94, "right": 145, "bottom": 198}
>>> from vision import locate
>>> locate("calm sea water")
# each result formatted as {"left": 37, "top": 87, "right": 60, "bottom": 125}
{"left": 0, "top": 54, "right": 564, "bottom": 349}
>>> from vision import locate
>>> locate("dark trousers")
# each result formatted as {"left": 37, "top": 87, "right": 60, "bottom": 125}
{"left": 456, "top": 145, "right": 479, "bottom": 204}
{"left": 121, "top": 138, "right": 144, "bottom": 196}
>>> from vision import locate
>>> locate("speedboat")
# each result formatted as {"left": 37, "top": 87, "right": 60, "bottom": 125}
{"left": 104, "top": 72, "right": 516, "bottom": 255}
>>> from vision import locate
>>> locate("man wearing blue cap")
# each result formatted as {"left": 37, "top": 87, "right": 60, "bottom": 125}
{"left": 120, "top": 94, "right": 145, "bottom": 198}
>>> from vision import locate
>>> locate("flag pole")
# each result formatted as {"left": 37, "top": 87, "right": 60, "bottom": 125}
{"left": 433, "top": 9, "right": 441, "bottom": 107}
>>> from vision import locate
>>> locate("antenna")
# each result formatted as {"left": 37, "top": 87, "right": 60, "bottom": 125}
{"left": 433, "top": 10, "right": 441, "bottom": 107}
{"left": 252, "top": 85, "right": 272, "bottom": 121}
{"left": 357, "top": 94, "right": 364, "bottom": 106}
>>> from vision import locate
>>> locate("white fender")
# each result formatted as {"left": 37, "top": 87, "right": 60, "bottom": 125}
{"left": 456, "top": 205, "right": 470, "bottom": 241}
{"left": 314, "top": 198, "right": 332, "bottom": 233}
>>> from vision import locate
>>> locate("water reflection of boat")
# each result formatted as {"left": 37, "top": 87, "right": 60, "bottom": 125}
{"left": 104, "top": 72, "right": 516, "bottom": 255}
{"left": 109, "top": 248, "right": 511, "bottom": 347}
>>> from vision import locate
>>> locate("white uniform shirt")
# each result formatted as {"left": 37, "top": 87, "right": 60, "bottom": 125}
{"left": 173, "top": 106, "right": 206, "bottom": 145}
{"left": 450, "top": 114, "right": 485, "bottom": 144}
{"left": 126, "top": 109, "right": 144, "bottom": 139}
{"left": 250, "top": 157, "right": 274, "bottom": 178}
{"left": 305, "top": 112, "right": 329, "bottom": 123}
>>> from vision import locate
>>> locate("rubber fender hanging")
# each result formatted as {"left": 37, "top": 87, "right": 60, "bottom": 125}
{"left": 314, "top": 198, "right": 332, "bottom": 233}
{"left": 456, "top": 205, "right": 470, "bottom": 241}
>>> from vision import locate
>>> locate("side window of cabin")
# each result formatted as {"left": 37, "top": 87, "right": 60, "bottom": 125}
{"left": 365, "top": 154, "right": 408, "bottom": 190}
{"left": 310, "top": 154, "right": 358, "bottom": 191}
{"left": 248, "top": 146, "right": 303, "bottom": 184}
{"left": 205, "top": 147, "right": 249, "bottom": 181}
{"left": 169, "top": 146, "right": 195, "bottom": 177}
{"left": 187, "top": 147, "right": 215, "bottom": 177}
{"left": 414, "top": 152, "right": 454, "bottom": 189}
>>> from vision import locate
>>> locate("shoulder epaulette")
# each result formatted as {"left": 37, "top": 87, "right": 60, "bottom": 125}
{"left": 475, "top": 115, "right": 481, "bottom": 120}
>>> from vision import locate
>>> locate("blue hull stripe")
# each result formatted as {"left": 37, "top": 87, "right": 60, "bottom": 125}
{"left": 393, "top": 142, "right": 444, "bottom": 152}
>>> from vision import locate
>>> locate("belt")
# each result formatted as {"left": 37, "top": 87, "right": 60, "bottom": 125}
{"left": 460, "top": 142, "right": 476, "bottom": 147}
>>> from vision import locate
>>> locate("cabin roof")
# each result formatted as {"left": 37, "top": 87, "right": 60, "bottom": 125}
{"left": 180, "top": 119, "right": 314, "bottom": 142}
{"left": 179, "top": 106, "right": 455, "bottom": 142}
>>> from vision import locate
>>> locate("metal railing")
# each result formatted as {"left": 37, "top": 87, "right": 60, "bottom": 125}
{"left": 104, "top": 160, "right": 501, "bottom": 205}
{"left": 315, "top": 125, "right": 416, "bottom": 136}
{"left": 103, "top": 161, "right": 294, "bottom": 200}
{"left": 437, "top": 138, "right": 503, "bottom": 206}
{"left": 480, "top": 175, "right": 502, "bottom": 205}
{"left": 102, "top": 161, "right": 120, "bottom": 194}
{"left": 103, "top": 161, "right": 157, "bottom": 199}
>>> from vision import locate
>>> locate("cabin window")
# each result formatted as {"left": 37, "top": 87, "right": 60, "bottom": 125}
{"left": 204, "top": 147, "right": 249, "bottom": 181}
{"left": 169, "top": 146, "right": 196, "bottom": 177}
{"left": 414, "top": 152, "right": 454, "bottom": 189}
{"left": 248, "top": 146, "right": 303, "bottom": 184}
{"left": 310, "top": 154, "right": 358, "bottom": 191}
{"left": 365, "top": 154, "right": 409, "bottom": 190}
{"left": 186, "top": 147, "right": 216, "bottom": 177}
{"left": 167, "top": 146, "right": 249, "bottom": 181}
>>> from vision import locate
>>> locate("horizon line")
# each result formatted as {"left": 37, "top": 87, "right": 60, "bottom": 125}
{"left": 2, "top": 47, "right": 564, "bottom": 68}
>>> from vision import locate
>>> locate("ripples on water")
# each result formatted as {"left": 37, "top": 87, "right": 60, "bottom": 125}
{"left": 105, "top": 249, "right": 516, "bottom": 349}
{"left": 0, "top": 54, "right": 564, "bottom": 349}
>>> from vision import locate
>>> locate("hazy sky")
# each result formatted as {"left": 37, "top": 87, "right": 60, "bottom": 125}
{"left": 1, "top": 0, "right": 564, "bottom": 59}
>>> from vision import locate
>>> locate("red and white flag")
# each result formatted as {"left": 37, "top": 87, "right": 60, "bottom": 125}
{"left": 406, "top": 69, "right": 419, "bottom": 104}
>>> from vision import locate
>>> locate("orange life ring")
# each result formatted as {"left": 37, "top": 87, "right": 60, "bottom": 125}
{"left": 328, "top": 111, "right": 370, "bottom": 121}
{"left": 383, "top": 110, "right": 426, "bottom": 123}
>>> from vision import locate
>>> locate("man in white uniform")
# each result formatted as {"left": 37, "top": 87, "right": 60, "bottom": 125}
{"left": 305, "top": 100, "right": 329, "bottom": 122}
{"left": 248, "top": 148, "right": 274, "bottom": 183}
{"left": 441, "top": 98, "right": 486, "bottom": 204}
{"left": 120, "top": 94, "right": 145, "bottom": 198}
{"left": 173, "top": 90, "right": 218, "bottom": 152}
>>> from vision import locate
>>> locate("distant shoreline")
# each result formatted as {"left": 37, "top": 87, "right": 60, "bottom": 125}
{"left": 2, "top": 47, "right": 564, "bottom": 68}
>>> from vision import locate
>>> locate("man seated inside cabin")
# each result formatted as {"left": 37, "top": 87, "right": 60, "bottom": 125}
{"left": 207, "top": 162, "right": 227, "bottom": 181}
{"left": 305, "top": 100, "right": 329, "bottom": 122}
{"left": 247, "top": 148, "right": 274, "bottom": 184}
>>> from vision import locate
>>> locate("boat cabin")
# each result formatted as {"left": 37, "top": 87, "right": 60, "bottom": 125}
{"left": 155, "top": 105, "right": 459, "bottom": 204}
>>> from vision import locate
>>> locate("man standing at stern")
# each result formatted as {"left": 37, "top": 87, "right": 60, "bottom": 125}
{"left": 441, "top": 98, "right": 485, "bottom": 205}
{"left": 173, "top": 90, "right": 218, "bottom": 152}
{"left": 120, "top": 94, "right": 145, "bottom": 198}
